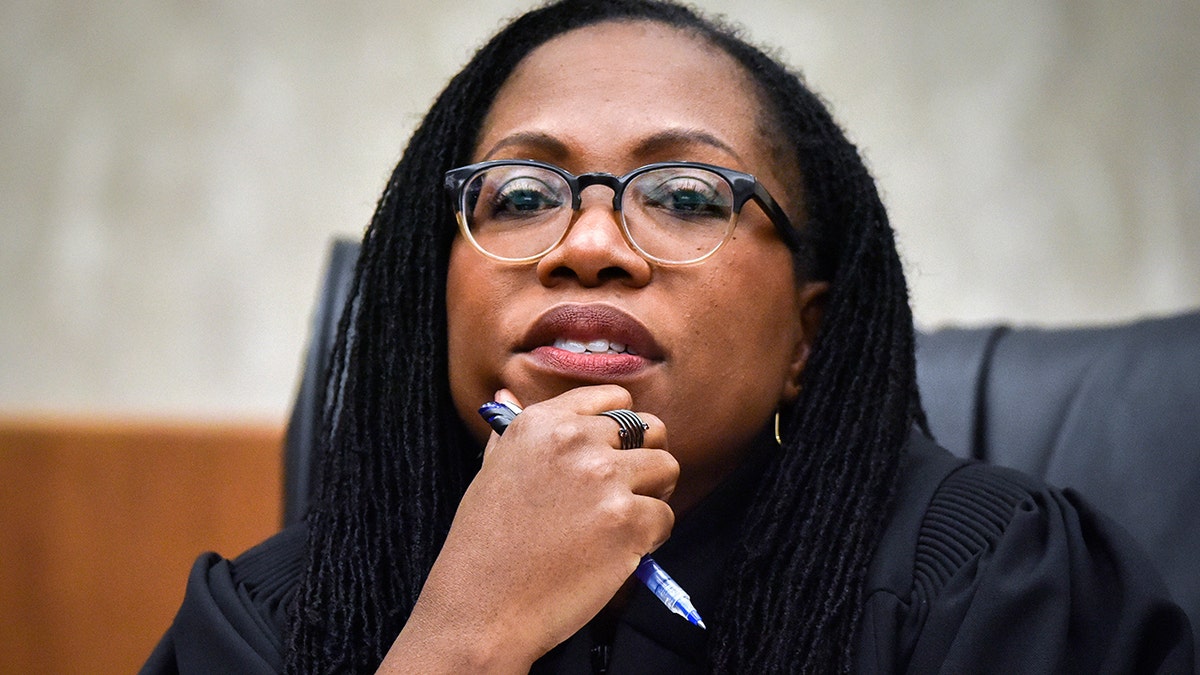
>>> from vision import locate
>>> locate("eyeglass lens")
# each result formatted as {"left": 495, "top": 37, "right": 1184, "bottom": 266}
{"left": 461, "top": 165, "right": 736, "bottom": 263}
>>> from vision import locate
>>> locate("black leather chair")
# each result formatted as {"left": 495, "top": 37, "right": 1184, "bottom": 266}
{"left": 918, "top": 314, "right": 1200, "bottom": 648}
{"left": 282, "top": 238, "right": 359, "bottom": 526}
{"left": 285, "top": 237, "right": 1200, "bottom": 646}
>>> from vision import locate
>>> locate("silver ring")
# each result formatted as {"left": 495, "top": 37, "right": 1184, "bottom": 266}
{"left": 598, "top": 409, "right": 649, "bottom": 450}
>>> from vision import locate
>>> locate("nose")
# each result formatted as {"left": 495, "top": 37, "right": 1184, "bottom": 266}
{"left": 535, "top": 187, "right": 652, "bottom": 288}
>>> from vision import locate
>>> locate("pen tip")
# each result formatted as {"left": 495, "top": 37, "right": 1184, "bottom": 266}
{"left": 697, "top": 620, "right": 707, "bottom": 630}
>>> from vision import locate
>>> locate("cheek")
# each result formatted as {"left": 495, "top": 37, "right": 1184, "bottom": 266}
{"left": 694, "top": 250, "right": 799, "bottom": 368}
{"left": 687, "top": 287, "right": 795, "bottom": 397}
{"left": 686, "top": 254, "right": 800, "bottom": 397}
{"left": 659, "top": 261, "right": 800, "bottom": 477}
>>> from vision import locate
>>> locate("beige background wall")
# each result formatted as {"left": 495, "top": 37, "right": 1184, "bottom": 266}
{"left": 3, "top": 1, "right": 1198, "bottom": 420}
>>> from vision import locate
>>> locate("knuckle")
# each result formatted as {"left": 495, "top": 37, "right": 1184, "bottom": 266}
{"left": 597, "top": 494, "right": 636, "bottom": 530}
{"left": 545, "top": 418, "right": 586, "bottom": 447}
{"left": 576, "top": 451, "right": 617, "bottom": 482}
{"left": 652, "top": 448, "right": 681, "bottom": 480}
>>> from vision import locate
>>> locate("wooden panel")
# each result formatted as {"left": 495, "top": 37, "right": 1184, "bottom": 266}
{"left": 0, "top": 418, "right": 284, "bottom": 675}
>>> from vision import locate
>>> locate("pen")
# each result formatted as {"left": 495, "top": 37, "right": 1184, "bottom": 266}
{"left": 479, "top": 401, "right": 706, "bottom": 629}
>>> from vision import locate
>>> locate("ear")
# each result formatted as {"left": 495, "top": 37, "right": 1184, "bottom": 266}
{"left": 780, "top": 280, "right": 829, "bottom": 404}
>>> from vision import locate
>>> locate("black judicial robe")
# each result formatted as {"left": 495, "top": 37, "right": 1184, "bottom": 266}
{"left": 140, "top": 433, "right": 1194, "bottom": 673}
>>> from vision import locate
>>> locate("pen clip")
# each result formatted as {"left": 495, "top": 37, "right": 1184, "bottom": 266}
{"left": 478, "top": 401, "right": 522, "bottom": 435}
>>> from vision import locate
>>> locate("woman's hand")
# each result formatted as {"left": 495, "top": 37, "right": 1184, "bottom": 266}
{"left": 378, "top": 384, "right": 679, "bottom": 673}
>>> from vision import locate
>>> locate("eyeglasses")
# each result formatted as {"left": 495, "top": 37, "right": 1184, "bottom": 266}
{"left": 444, "top": 159, "right": 800, "bottom": 265}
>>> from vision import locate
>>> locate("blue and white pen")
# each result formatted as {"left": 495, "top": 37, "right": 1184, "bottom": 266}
{"left": 478, "top": 401, "right": 706, "bottom": 629}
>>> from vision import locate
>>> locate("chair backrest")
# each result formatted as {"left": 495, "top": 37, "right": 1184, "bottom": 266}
{"left": 918, "top": 313, "right": 1200, "bottom": 647}
{"left": 285, "top": 237, "right": 1199, "bottom": 644}
{"left": 282, "top": 238, "right": 359, "bottom": 525}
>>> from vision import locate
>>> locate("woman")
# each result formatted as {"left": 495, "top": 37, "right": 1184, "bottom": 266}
{"left": 144, "top": 1, "right": 1193, "bottom": 672}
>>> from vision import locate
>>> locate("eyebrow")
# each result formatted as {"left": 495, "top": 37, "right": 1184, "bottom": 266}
{"left": 480, "top": 132, "right": 571, "bottom": 161}
{"left": 634, "top": 128, "right": 744, "bottom": 164}
{"left": 479, "top": 127, "right": 745, "bottom": 165}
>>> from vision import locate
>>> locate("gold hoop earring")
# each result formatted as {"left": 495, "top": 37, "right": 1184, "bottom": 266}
{"left": 774, "top": 410, "right": 783, "bottom": 446}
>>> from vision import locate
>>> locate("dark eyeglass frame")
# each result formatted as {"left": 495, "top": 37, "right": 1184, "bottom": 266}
{"left": 443, "top": 159, "right": 801, "bottom": 265}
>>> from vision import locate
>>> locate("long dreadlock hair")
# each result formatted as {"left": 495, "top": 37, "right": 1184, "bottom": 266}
{"left": 284, "top": 1, "right": 925, "bottom": 672}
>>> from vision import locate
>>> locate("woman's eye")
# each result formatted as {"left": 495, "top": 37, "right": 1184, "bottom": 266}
{"left": 491, "top": 178, "right": 562, "bottom": 216}
{"left": 642, "top": 176, "right": 730, "bottom": 219}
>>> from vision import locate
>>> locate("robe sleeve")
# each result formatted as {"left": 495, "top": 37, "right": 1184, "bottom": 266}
{"left": 139, "top": 525, "right": 307, "bottom": 675}
{"left": 898, "top": 464, "right": 1194, "bottom": 674}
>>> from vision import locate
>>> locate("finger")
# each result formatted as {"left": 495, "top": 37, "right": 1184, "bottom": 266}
{"left": 594, "top": 409, "right": 665, "bottom": 452}
{"left": 640, "top": 413, "right": 666, "bottom": 449}
{"left": 632, "top": 412, "right": 667, "bottom": 451}
{"left": 479, "top": 391, "right": 525, "bottom": 461}
{"left": 532, "top": 384, "right": 632, "bottom": 417}
{"left": 621, "top": 447, "right": 680, "bottom": 502}
{"left": 481, "top": 386, "right": 630, "bottom": 460}
{"left": 493, "top": 388, "right": 524, "bottom": 410}
{"left": 496, "top": 385, "right": 632, "bottom": 449}
{"left": 630, "top": 492, "right": 677, "bottom": 553}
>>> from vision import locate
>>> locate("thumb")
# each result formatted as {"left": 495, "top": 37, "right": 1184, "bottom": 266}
{"left": 494, "top": 388, "right": 524, "bottom": 409}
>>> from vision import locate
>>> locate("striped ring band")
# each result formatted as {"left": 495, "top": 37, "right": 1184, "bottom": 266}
{"left": 598, "top": 409, "right": 650, "bottom": 450}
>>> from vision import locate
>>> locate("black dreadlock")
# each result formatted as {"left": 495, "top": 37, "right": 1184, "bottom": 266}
{"left": 285, "top": 1, "right": 925, "bottom": 673}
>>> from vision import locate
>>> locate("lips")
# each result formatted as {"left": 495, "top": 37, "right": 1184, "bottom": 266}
{"left": 519, "top": 303, "right": 663, "bottom": 377}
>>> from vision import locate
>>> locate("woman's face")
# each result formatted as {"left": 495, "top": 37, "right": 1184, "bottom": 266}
{"left": 446, "top": 21, "right": 825, "bottom": 506}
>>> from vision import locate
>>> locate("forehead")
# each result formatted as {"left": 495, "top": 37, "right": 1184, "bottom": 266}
{"left": 475, "top": 21, "right": 774, "bottom": 173}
